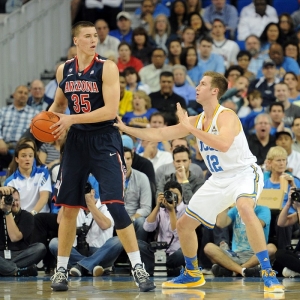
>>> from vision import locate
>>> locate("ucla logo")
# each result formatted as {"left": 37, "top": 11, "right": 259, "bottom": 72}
{"left": 199, "top": 141, "right": 217, "bottom": 152}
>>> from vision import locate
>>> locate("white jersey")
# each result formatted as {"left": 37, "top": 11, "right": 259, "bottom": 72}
{"left": 195, "top": 105, "right": 256, "bottom": 178}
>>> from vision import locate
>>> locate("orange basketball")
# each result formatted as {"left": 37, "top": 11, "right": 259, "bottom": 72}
{"left": 30, "top": 111, "right": 60, "bottom": 143}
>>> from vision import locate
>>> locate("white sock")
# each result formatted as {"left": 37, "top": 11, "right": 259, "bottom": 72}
{"left": 127, "top": 251, "right": 142, "bottom": 268}
{"left": 57, "top": 256, "right": 69, "bottom": 271}
{"left": 242, "top": 267, "right": 246, "bottom": 277}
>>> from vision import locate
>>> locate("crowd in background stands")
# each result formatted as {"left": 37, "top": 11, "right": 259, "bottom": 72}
{"left": 1, "top": 0, "right": 300, "bottom": 279}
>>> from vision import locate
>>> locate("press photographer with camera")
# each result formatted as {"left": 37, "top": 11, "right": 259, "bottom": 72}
{"left": 276, "top": 188, "right": 300, "bottom": 277}
{"left": 137, "top": 181, "right": 187, "bottom": 276}
{"left": 0, "top": 186, "right": 46, "bottom": 276}
{"left": 49, "top": 183, "right": 118, "bottom": 277}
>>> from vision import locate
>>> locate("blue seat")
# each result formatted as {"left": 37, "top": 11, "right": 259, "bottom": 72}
{"left": 236, "top": 40, "right": 246, "bottom": 50}
{"left": 237, "top": 0, "right": 252, "bottom": 14}
{"left": 273, "top": 0, "right": 299, "bottom": 15}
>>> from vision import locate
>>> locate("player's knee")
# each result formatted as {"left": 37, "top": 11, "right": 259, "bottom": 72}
{"left": 106, "top": 203, "right": 132, "bottom": 230}
{"left": 204, "top": 242, "right": 216, "bottom": 256}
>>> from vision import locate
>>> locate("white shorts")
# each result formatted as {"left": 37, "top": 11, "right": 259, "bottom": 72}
{"left": 186, "top": 164, "right": 263, "bottom": 228}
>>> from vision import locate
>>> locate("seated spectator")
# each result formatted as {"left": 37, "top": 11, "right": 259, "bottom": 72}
{"left": 283, "top": 72, "right": 300, "bottom": 106}
{"left": 292, "top": 117, "right": 300, "bottom": 153}
{"left": 131, "top": 0, "right": 155, "bottom": 35}
{"left": 150, "top": 14, "right": 174, "bottom": 55}
{"left": 275, "top": 131, "right": 300, "bottom": 179}
{"left": 237, "top": 0, "right": 278, "bottom": 41}
{"left": 186, "top": 0, "right": 202, "bottom": 15}
{"left": 123, "top": 147, "right": 152, "bottom": 241}
{"left": 156, "top": 145, "right": 204, "bottom": 204}
{"left": 278, "top": 13, "right": 295, "bottom": 43}
{"left": 0, "top": 186, "right": 46, "bottom": 277}
{"left": 264, "top": 145, "right": 300, "bottom": 250}
{"left": 237, "top": 50, "right": 256, "bottom": 82}
{"left": 180, "top": 46, "right": 203, "bottom": 87}
{"left": 38, "top": 130, "right": 67, "bottom": 170}
{"left": 257, "top": 43, "right": 300, "bottom": 79}
{"left": 0, "top": 85, "right": 38, "bottom": 170}
{"left": 117, "top": 42, "right": 144, "bottom": 73}
{"left": 166, "top": 39, "right": 182, "bottom": 66}
{"left": 172, "top": 64, "right": 196, "bottom": 108}
{"left": 4, "top": 142, "right": 52, "bottom": 214}
{"left": 248, "top": 59, "right": 279, "bottom": 107}
{"left": 259, "top": 23, "right": 283, "bottom": 55}
{"left": 138, "top": 181, "right": 187, "bottom": 275}
{"left": 45, "top": 63, "right": 62, "bottom": 101}
{"left": 211, "top": 19, "right": 240, "bottom": 69}
{"left": 95, "top": 19, "right": 120, "bottom": 59}
{"left": 155, "top": 137, "right": 204, "bottom": 185}
{"left": 131, "top": 27, "right": 154, "bottom": 66}
{"left": 49, "top": 187, "right": 119, "bottom": 277}
{"left": 224, "top": 65, "right": 244, "bottom": 89}
{"left": 247, "top": 113, "right": 276, "bottom": 166}
{"left": 203, "top": 0, "right": 238, "bottom": 38}
{"left": 245, "top": 35, "right": 268, "bottom": 76}
{"left": 124, "top": 67, "right": 151, "bottom": 95}
{"left": 181, "top": 26, "right": 196, "bottom": 49}
{"left": 197, "top": 36, "right": 225, "bottom": 75}
{"left": 274, "top": 82, "right": 300, "bottom": 128}
{"left": 149, "top": 71, "right": 187, "bottom": 125}
{"left": 219, "top": 75, "right": 249, "bottom": 113}
{"left": 168, "top": 0, "right": 188, "bottom": 36}
{"left": 268, "top": 102, "right": 291, "bottom": 135}
{"left": 239, "top": 90, "right": 265, "bottom": 135}
{"left": 109, "top": 12, "right": 133, "bottom": 43}
{"left": 283, "top": 40, "right": 300, "bottom": 68}
{"left": 187, "top": 12, "right": 209, "bottom": 42}
{"left": 205, "top": 204, "right": 276, "bottom": 277}
{"left": 276, "top": 192, "right": 300, "bottom": 277}
{"left": 122, "top": 91, "right": 157, "bottom": 128}
{"left": 119, "top": 72, "right": 133, "bottom": 117}
{"left": 135, "top": 0, "right": 170, "bottom": 18}
{"left": 27, "top": 79, "right": 53, "bottom": 112}
{"left": 139, "top": 48, "right": 173, "bottom": 93}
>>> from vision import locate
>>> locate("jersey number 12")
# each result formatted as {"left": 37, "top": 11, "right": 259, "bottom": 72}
{"left": 206, "top": 155, "right": 223, "bottom": 173}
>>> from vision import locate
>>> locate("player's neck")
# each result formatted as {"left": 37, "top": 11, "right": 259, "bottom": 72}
{"left": 202, "top": 100, "right": 218, "bottom": 118}
{"left": 77, "top": 53, "right": 95, "bottom": 71}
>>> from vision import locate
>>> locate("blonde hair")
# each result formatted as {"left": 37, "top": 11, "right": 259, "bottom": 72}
{"left": 133, "top": 90, "right": 152, "bottom": 109}
{"left": 203, "top": 71, "right": 228, "bottom": 100}
{"left": 266, "top": 146, "right": 288, "bottom": 161}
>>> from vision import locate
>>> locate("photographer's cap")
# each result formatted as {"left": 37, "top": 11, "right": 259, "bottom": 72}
{"left": 122, "top": 135, "right": 134, "bottom": 150}
{"left": 275, "top": 131, "right": 293, "bottom": 140}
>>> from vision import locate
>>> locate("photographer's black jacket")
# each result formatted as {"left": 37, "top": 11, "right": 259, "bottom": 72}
{"left": 0, "top": 210, "right": 34, "bottom": 251}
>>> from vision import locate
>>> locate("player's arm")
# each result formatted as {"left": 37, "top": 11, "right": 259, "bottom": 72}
{"left": 178, "top": 104, "right": 240, "bottom": 152}
{"left": 48, "top": 64, "right": 68, "bottom": 114}
{"left": 114, "top": 115, "right": 197, "bottom": 142}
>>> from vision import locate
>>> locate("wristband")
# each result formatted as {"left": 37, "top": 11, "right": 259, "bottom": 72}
{"left": 31, "top": 210, "right": 37, "bottom": 215}
{"left": 5, "top": 211, "right": 12, "bottom": 216}
{"left": 182, "top": 180, "right": 189, "bottom": 184}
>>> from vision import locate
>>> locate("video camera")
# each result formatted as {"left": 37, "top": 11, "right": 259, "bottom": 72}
{"left": 160, "top": 190, "right": 178, "bottom": 208}
{"left": 150, "top": 241, "right": 169, "bottom": 276}
{"left": 76, "top": 223, "right": 90, "bottom": 256}
{"left": 291, "top": 188, "right": 300, "bottom": 204}
{"left": 0, "top": 192, "right": 14, "bottom": 206}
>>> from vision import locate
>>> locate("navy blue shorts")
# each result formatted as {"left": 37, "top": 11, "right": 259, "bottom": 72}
{"left": 54, "top": 126, "right": 126, "bottom": 209}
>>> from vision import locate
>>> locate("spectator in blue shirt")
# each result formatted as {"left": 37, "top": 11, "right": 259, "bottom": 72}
{"left": 135, "top": 0, "right": 170, "bottom": 17}
{"left": 197, "top": 36, "right": 225, "bottom": 74}
{"left": 109, "top": 12, "right": 133, "bottom": 44}
{"left": 257, "top": 43, "right": 300, "bottom": 79}
{"left": 203, "top": 0, "right": 238, "bottom": 37}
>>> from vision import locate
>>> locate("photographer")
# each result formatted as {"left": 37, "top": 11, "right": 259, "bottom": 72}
{"left": 49, "top": 185, "right": 119, "bottom": 277}
{"left": 0, "top": 186, "right": 46, "bottom": 276}
{"left": 275, "top": 189, "right": 300, "bottom": 277}
{"left": 138, "top": 181, "right": 187, "bottom": 275}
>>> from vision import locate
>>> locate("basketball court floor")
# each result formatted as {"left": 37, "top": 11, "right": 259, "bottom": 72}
{"left": 0, "top": 274, "right": 299, "bottom": 300}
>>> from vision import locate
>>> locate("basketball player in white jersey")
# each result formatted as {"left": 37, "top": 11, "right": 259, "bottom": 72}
{"left": 115, "top": 71, "right": 284, "bottom": 293}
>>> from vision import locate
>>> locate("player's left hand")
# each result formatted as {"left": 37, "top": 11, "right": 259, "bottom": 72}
{"left": 50, "top": 113, "right": 74, "bottom": 138}
{"left": 177, "top": 103, "right": 191, "bottom": 130}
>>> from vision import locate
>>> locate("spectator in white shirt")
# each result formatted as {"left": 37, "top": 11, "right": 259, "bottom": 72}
{"left": 237, "top": 0, "right": 278, "bottom": 41}
{"left": 95, "top": 19, "right": 120, "bottom": 59}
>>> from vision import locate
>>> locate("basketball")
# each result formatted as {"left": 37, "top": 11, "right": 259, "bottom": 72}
{"left": 30, "top": 111, "right": 60, "bottom": 143}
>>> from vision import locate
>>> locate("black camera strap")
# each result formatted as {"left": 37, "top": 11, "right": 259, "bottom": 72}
{"left": 3, "top": 215, "right": 9, "bottom": 250}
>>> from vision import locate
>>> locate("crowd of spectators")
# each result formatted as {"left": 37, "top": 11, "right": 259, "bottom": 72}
{"left": 1, "top": 0, "right": 300, "bottom": 279}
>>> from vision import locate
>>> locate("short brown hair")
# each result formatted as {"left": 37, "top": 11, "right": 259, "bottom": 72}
{"left": 133, "top": 90, "right": 152, "bottom": 109}
{"left": 72, "top": 21, "right": 95, "bottom": 38}
{"left": 248, "top": 90, "right": 262, "bottom": 100}
{"left": 203, "top": 71, "right": 228, "bottom": 100}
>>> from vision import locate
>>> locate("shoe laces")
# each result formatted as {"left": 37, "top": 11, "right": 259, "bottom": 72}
{"left": 51, "top": 270, "right": 68, "bottom": 283}
{"left": 181, "top": 267, "right": 202, "bottom": 277}
{"left": 261, "top": 269, "right": 276, "bottom": 278}
{"left": 133, "top": 266, "right": 150, "bottom": 283}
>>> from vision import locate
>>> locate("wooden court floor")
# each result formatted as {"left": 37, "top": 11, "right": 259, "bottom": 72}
{"left": 0, "top": 274, "right": 299, "bottom": 300}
